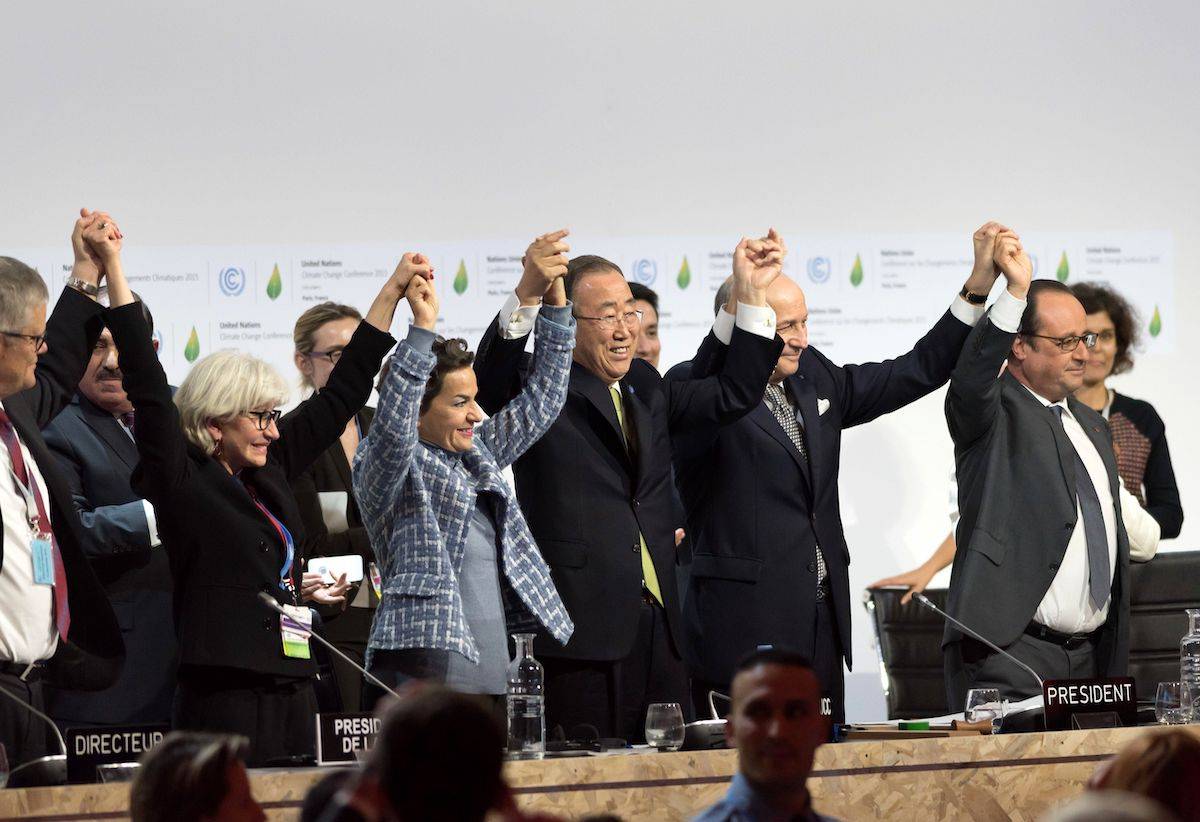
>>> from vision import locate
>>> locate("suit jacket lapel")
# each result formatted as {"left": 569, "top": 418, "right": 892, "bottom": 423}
{"left": 747, "top": 399, "right": 813, "bottom": 495}
{"left": 622, "top": 382, "right": 654, "bottom": 487}
{"left": 1005, "top": 375, "right": 1076, "bottom": 496}
{"left": 77, "top": 395, "right": 140, "bottom": 469}
{"left": 1069, "top": 397, "right": 1121, "bottom": 499}
{"left": 789, "top": 374, "right": 818, "bottom": 490}
{"left": 571, "top": 363, "right": 630, "bottom": 469}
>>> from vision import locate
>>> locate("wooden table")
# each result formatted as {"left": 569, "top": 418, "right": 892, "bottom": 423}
{"left": 2, "top": 725, "right": 1194, "bottom": 821}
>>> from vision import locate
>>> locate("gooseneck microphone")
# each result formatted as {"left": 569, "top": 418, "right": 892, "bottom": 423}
{"left": 0, "top": 678, "right": 68, "bottom": 786}
{"left": 257, "top": 592, "right": 401, "bottom": 700}
{"left": 913, "top": 592, "right": 1045, "bottom": 692}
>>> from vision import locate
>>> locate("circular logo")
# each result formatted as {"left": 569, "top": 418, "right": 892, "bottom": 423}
{"left": 807, "top": 256, "right": 831, "bottom": 284}
{"left": 219, "top": 266, "right": 246, "bottom": 297}
{"left": 631, "top": 258, "right": 658, "bottom": 286}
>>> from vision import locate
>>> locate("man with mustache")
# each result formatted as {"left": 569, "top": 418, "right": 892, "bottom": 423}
{"left": 41, "top": 295, "right": 179, "bottom": 727}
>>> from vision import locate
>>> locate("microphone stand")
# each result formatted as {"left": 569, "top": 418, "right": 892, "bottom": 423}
{"left": 913, "top": 593, "right": 1045, "bottom": 692}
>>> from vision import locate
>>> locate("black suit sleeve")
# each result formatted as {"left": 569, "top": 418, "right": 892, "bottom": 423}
{"left": 473, "top": 313, "right": 529, "bottom": 415}
{"left": 18, "top": 288, "right": 104, "bottom": 428}
{"left": 833, "top": 309, "right": 972, "bottom": 429}
{"left": 667, "top": 326, "right": 782, "bottom": 438}
{"left": 946, "top": 314, "right": 1013, "bottom": 447}
{"left": 1142, "top": 408, "right": 1183, "bottom": 539}
{"left": 274, "top": 322, "right": 394, "bottom": 480}
{"left": 108, "top": 302, "right": 191, "bottom": 499}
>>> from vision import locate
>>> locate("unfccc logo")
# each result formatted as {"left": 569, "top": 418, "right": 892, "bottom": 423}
{"left": 807, "top": 256, "right": 831, "bottom": 284}
{"left": 219, "top": 266, "right": 246, "bottom": 297}
{"left": 631, "top": 258, "right": 658, "bottom": 286}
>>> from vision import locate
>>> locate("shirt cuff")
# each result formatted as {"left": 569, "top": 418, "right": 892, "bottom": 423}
{"left": 988, "top": 289, "right": 1027, "bottom": 333}
{"left": 712, "top": 305, "right": 736, "bottom": 345}
{"left": 735, "top": 302, "right": 777, "bottom": 340}
{"left": 498, "top": 292, "right": 539, "bottom": 340}
{"left": 143, "top": 500, "right": 162, "bottom": 548}
{"left": 405, "top": 324, "right": 436, "bottom": 354}
{"left": 950, "top": 296, "right": 987, "bottom": 327}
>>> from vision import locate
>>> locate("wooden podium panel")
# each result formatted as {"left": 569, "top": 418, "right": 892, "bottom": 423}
{"left": 1, "top": 726, "right": 1196, "bottom": 821}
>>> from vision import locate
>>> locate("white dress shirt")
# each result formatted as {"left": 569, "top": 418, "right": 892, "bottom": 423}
{"left": 0, "top": 401, "right": 60, "bottom": 664}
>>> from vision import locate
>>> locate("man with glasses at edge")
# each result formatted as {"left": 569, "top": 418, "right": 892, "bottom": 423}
{"left": 944, "top": 230, "right": 1134, "bottom": 707}
{"left": 473, "top": 231, "right": 784, "bottom": 743}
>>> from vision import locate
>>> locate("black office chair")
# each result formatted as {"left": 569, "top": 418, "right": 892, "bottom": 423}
{"left": 863, "top": 587, "right": 950, "bottom": 719}
{"left": 1128, "top": 550, "right": 1200, "bottom": 700}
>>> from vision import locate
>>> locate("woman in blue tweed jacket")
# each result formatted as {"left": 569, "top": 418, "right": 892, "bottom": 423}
{"left": 353, "top": 240, "right": 575, "bottom": 705}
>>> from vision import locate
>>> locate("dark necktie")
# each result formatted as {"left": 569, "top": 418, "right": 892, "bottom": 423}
{"left": 120, "top": 411, "right": 136, "bottom": 436}
{"left": 0, "top": 408, "right": 71, "bottom": 640}
{"left": 765, "top": 383, "right": 827, "bottom": 587}
{"left": 1051, "top": 405, "right": 1111, "bottom": 610}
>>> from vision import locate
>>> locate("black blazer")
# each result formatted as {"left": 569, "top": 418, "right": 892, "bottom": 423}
{"left": 43, "top": 394, "right": 178, "bottom": 724}
{"left": 0, "top": 288, "right": 123, "bottom": 690}
{"left": 944, "top": 316, "right": 1130, "bottom": 674}
{"left": 108, "top": 302, "right": 394, "bottom": 679}
{"left": 290, "top": 407, "right": 377, "bottom": 608}
{"left": 474, "top": 317, "right": 781, "bottom": 662}
{"left": 670, "top": 309, "right": 972, "bottom": 686}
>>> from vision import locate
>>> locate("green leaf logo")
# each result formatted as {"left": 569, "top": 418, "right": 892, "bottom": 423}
{"left": 184, "top": 327, "right": 200, "bottom": 363}
{"left": 453, "top": 259, "right": 468, "bottom": 295}
{"left": 1149, "top": 305, "right": 1162, "bottom": 337}
{"left": 677, "top": 256, "right": 692, "bottom": 290}
{"left": 849, "top": 254, "right": 863, "bottom": 287}
{"left": 1056, "top": 251, "right": 1070, "bottom": 282}
{"left": 266, "top": 264, "right": 282, "bottom": 300}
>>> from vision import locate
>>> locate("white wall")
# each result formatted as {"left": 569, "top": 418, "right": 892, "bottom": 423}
{"left": 4, "top": 1, "right": 1198, "bottom": 718}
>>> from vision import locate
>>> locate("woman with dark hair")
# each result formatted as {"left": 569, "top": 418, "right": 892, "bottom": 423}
{"left": 1071, "top": 282, "right": 1183, "bottom": 538}
{"left": 353, "top": 235, "right": 574, "bottom": 703}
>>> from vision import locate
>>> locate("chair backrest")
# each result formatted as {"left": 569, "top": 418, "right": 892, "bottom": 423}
{"left": 864, "top": 551, "right": 1200, "bottom": 720}
{"left": 863, "top": 587, "right": 950, "bottom": 719}
{"left": 1128, "top": 550, "right": 1200, "bottom": 700}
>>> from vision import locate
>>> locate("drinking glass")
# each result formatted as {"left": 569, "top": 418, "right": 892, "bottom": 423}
{"left": 645, "top": 702, "right": 685, "bottom": 750}
{"left": 964, "top": 688, "right": 1004, "bottom": 733}
{"left": 1156, "top": 682, "right": 1188, "bottom": 725}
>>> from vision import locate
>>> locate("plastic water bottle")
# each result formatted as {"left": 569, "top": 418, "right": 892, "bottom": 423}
{"left": 506, "top": 632, "right": 545, "bottom": 759}
{"left": 1181, "top": 609, "right": 1200, "bottom": 723}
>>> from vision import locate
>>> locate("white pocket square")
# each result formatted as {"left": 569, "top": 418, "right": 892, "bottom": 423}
{"left": 817, "top": 398, "right": 831, "bottom": 416}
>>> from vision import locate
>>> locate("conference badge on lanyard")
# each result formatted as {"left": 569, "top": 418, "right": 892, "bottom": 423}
{"left": 31, "top": 531, "right": 54, "bottom": 586}
{"left": 280, "top": 604, "right": 313, "bottom": 659}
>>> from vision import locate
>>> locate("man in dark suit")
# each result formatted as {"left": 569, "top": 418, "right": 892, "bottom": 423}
{"left": 671, "top": 226, "right": 1006, "bottom": 722}
{"left": 473, "top": 230, "right": 783, "bottom": 741}
{"left": 943, "top": 232, "right": 1130, "bottom": 707}
{"left": 0, "top": 212, "right": 124, "bottom": 766}
{"left": 42, "top": 297, "right": 178, "bottom": 727}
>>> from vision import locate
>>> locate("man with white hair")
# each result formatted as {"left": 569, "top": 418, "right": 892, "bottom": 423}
{"left": 0, "top": 210, "right": 125, "bottom": 766}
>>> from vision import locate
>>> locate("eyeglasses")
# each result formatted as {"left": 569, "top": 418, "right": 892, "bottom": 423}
{"left": 1023, "top": 332, "right": 1099, "bottom": 352}
{"left": 575, "top": 310, "right": 644, "bottom": 331}
{"left": 305, "top": 348, "right": 344, "bottom": 364}
{"left": 1, "top": 330, "right": 46, "bottom": 350}
{"left": 1092, "top": 329, "right": 1117, "bottom": 344}
{"left": 243, "top": 409, "right": 283, "bottom": 431}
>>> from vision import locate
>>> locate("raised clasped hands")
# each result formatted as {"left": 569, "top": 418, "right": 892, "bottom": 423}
{"left": 405, "top": 265, "right": 439, "bottom": 331}
{"left": 962, "top": 221, "right": 1013, "bottom": 297}
{"left": 992, "top": 229, "right": 1032, "bottom": 299}
{"left": 732, "top": 227, "right": 787, "bottom": 307}
{"left": 516, "top": 229, "right": 570, "bottom": 307}
{"left": 73, "top": 207, "right": 124, "bottom": 287}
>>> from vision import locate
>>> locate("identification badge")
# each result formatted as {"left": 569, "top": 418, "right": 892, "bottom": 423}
{"left": 369, "top": 562, "right": 382, "bottom": 601}
{"left": 280, "top": 605, "right": 313, "bottom": 659}
{"left": 31, "top": 534, "right": 54, "bottom": 586}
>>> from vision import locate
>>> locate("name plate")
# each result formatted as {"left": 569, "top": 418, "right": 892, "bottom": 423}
{"left": 1042, "top": 677, "right": 1137, "bottom": 731}
{"left": 65, "top": 724, "right": 167, "bottom": 783}
{"left": 316, "top": 712, "right": 382, "bottom": 765}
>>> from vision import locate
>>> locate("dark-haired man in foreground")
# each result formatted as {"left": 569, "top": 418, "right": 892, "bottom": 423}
{"left": 694, "top": 648, "right": 838, "bottom": 822}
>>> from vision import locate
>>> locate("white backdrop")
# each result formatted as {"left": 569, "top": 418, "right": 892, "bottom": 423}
{"left": 4, "top": 1, "right": 1198, "bottom": 719}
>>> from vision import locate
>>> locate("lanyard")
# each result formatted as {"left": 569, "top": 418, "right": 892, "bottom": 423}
{"left": 244, "top": 484, "right": 296, "bottom": 590}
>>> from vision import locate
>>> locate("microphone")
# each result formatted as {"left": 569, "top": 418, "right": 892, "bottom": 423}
{"left": 913, "top": 592, "right": 1045, "bottom": 692}
{"left": 257, "top": 592, "right": 400, "bottom": 700}
{"left": 0, "top": 675, "right": 68, "bottom": 787}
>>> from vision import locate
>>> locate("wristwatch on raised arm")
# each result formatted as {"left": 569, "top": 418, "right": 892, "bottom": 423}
{"left": 66, "top": 276, "right": 100, "bottom": 297}
{"left": 959, "top": 286, "right": 988, "bottom": 305}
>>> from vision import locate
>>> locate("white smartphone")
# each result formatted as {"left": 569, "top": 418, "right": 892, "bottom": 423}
{"left": 307, "top": 554, "right": 365, "bottom": 584}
